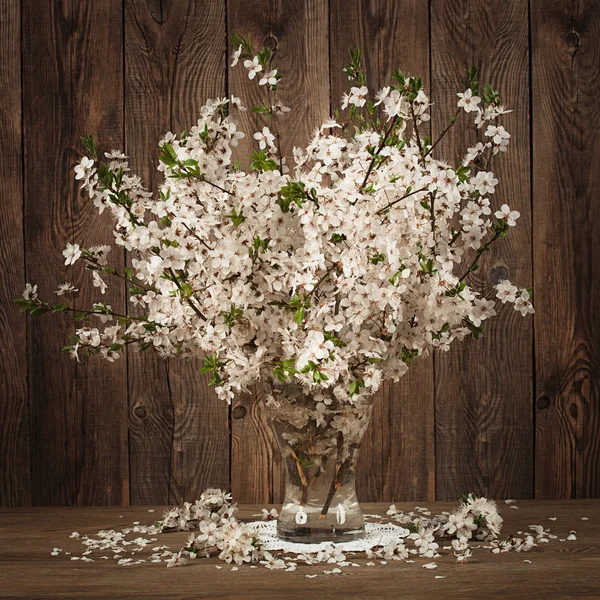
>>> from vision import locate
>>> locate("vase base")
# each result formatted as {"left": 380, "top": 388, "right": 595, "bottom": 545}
{"left": 276, "top": 522, "right": 366, "bottom": 544}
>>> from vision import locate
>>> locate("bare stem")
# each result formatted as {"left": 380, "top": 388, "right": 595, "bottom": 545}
{"left": 458, "top": 231, "right": 501, "bottom": 283}
{"left": 424, "top": 108, "right": 460, "bottom": 159}
{"left": 359, "top": 116, "right": 399, "bottom": 191}
{"left": 376, "top": 186, "right": 429, "bottom": 215}
{"left": 168, "top": 268, "right": 207, "bottom": 321}
{"left": 319, "top": 431, "right": 345, "bottom": 519}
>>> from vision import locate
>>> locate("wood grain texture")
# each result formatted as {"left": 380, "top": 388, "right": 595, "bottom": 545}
{"left": 70, "top": 0, "right": 130, "bottom": 506}
{"left": 22, "top": 0, "right": 131, "bottom": 506}
{"left": 124, "top": 0, "right": 230, "bottom": 505}
{"left": 431, "top": 0, "right": 534, "bottom": 500}
{"left": 166, "top": 0, "right": 230, "bottom": 504}
{"left": 0, "top": 0, "right": 30, "bottom": 506}
{"left": 1, "top": 502, "right": 600, "bottom": 599}
{"left": 22, "top": 0, "right": 80, "bottom": 506}
{"left": 377, "top": 0, "right": 434, "bottom": 503}
{"left": 329, "top": 0, "right": 434, "bottom": 503}
{"left": 532, "top": 0, "right": 600, "bottom": 499}
{"left": 3, "top": 0, "right": 600, "bottom": 507}
{"left": 329, "top": 0, "right": 381, "bottom": 503}
{"left": 228, "top": 0, "right": 330, "bottom": 504}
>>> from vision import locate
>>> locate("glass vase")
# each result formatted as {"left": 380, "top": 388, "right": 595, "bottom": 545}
{"left": 261, "top": 375, "right": 373, "bottom": 543}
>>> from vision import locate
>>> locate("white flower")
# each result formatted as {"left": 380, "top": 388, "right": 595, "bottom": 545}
{"left": 514, "top": 290, "right": 534, "bottom": 316}
{"left": 259, "top": 69, "right": 278, "bottom": 87}
{"left": 63, "top": 243, "right": 82, "bottom": 266}
{"left": 383, "top": 90, "right": 404, "bottom": 120}
{"left": 260, "top": 551, "right": 286, "bottom": 570}
{"left": 166, "top": 551, "right": 188, "bottom": 568}
{"left": 74, "top": 156, "right": 95, "bottom": 182}
{"left": 22, "top": 283, "right": 38, "bottom": 301}
{"left": 272, "top": 98, "right": 291, "bottom": 115}
{"left": 495, "top": 203, "right": 520, "bottom": 226}
{"left": 495, "top": 280, "right": 518, "bottom": 304}
{"left": 243, "top": 56, "right": 262, "bottom": 80}
{"left": 230, "top": 95, "right": 246, "bottom": 111}
{"left": 230, "top": 45, "right": 242, "bottom": 67}
{"left": 485, "top": 125, "right": 510, "bottom": 152}
{"left": 88, "top": 245, "right": 111, "bottom": 265}
{"left": 374, "top": 86, "right": 390, "bottom": 106}
{"left": 92, "top": 271, "right": 107, "bottom": 294}
{"left": 457, "top": 88, "right": 481, "bottom": 113}
{"left": 473, "top": 171, "right": 498, "bottom": 195}
{"left": 253, "top": 126, "right": 276, "bottom": 151}
{"left": 470, "top": 298, "right": 496, "bottom": 327}
{"left": 347, "top": 85, "right": 368, "bottom": 107}
{"left": 55, "top": 283, "right": 78, "bottom": 296}
{"left": 26, "top": 63, "right": 532, "bottom": 412}
{"left": 261, "top": 508, "right": 279, "bottom": 520}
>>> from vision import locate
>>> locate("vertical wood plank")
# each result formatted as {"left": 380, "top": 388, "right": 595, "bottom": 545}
{"left": 329, "top": 0, "right": 381, "bottom": 504}
{"left": 23, "top": 0, "right": 130, "bottom": 505}
{"left": 378, "top": 0, "right": 435, "bottom": 503}
{"left": 431, "top": 0, "right": 533, "bottom": 500}
{"left": 71, "top": 0, "right": 129, "bottom": 506}
{"left": 228, "top": 0, "right": 330, "bottom": 504}
{"left": 23, "top": 0, "right": 80, "bottom": 505}
{"left": 167, "top": 0, "right": 230, "bottom": 503}
{"left": 0, "top": 0, "right": 30, "bottom": 506}
{"left": 125, "top": 0, "right": 230, "bottom": 505}
{"left": 532, "top": 0, "right": 600, "bottom": 499}
{"left": 330, "top": 0, "right": 435, "bottom": 502}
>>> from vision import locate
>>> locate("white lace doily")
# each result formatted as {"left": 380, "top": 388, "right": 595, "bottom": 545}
{"left": 245, "top": 520, "right": 410, "bottom": 553}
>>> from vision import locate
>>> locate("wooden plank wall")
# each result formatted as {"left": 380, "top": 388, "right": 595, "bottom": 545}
{"left": 1, "top": 0, "right": 598, "bottom": 506}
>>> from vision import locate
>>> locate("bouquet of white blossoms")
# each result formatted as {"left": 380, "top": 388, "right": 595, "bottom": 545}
{"left": 18, "top": 35, "right": 533, "bottom": 407}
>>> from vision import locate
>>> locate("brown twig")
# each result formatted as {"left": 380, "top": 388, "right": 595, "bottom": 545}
{"left": 359, "top": 116, "right": 399, "bottom": 191}
{"left": 376, "top": 186, "right": 429, "bottom": 215}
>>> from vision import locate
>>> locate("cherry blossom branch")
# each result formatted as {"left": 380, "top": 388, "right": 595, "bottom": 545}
{"left": 359, "top": 116, "right": 399, "bottom": 191}
{"left": 424, "top": 108, "right": 461, "bottom": 159}
{"left": 409, "top": 104, "right": 424, "bottom": 160}
{"left": 83, "top": 256, "right": 151, "bottom": 293}
{"left": 168, "top": 268, "right": 207, "bottom": 321}
{"left": 308, "top": 263, "right": 339, "bottom": 298}
{"left": 458, "top": 230, "right": 501, "bottom": 283}
{"left": 182, "top": 223, "right": 214, "bottom": 251}
{"left": 376, "top": 186, "right": 429, "bottom": 215}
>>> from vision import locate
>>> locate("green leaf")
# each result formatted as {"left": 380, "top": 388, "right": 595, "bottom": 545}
{"left": 277, "top": 181, "right": 306, "bottom": 213}
{"left": 294, "top": 307, "right": 305, "bottom": 325}
{"left": 368, "top": 252, "right": 386, "bottom": 265}
{"left": 250, "top": 149, "right": 278, "bottom": 173}
{"left": 273, "top": 359, "right": 298, "bottom": 383}
{"left": 401, "top": 347, "right": 419, "bottom": 363}
{"left": 81, "top": 135, "right": 98, "bottom": 159}
{"left": 226, "top": 208, "right": 245, "bottom": 227}
{"left": 455, "top": 164, "right": 470, "bottom": 183}
{"left": 250, "top": 105, "right": 273, "bottom": 117}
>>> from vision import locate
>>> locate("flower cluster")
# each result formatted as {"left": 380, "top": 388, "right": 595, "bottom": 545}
{"left": 56, "top": 490, "right": 584, "bottom": 573}
{"left": 160, "top": 488, "right": 263, "bottom": 567}
{"left": 442, "top": 493, "right": 503, "bottom": 541}
{"left": 17, "top": 35, "right": 533, "bottom": 408}
{"left": 160, "top": 488, "right": 237, "bottom": 532}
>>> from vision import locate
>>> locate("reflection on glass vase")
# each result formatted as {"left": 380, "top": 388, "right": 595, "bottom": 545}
{"left": 261, "top": 374, "right": 373, "bottom": 543}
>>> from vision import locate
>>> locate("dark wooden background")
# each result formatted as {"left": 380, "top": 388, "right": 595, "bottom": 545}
{"left": 1, "top": 0, "right": 598, "bottom": 507}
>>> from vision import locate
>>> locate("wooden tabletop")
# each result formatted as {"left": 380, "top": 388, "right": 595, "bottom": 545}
{"left": 1, "top": 501, "right": 599, "bottom": 599}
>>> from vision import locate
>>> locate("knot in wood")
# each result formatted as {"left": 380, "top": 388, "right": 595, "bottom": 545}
{"left": 490, "top": 265, "right": 508, "bottom": 284}
{"left": 536, "top": 396, "right": 551, "bottom": 410}
{"left": 565, "top": 31, "right": 580, "bottom": 48}
{"left": 232, "top": 405, "right": 247, "bottom": 420}
{"left": 570, "top": 403, "right": 579, "bottom": 419}
{"left": 133, "top": 404, "right": 147, "bottom": 419}
{"left": 263, "top": 35, "right": 278, "bottom": 51}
